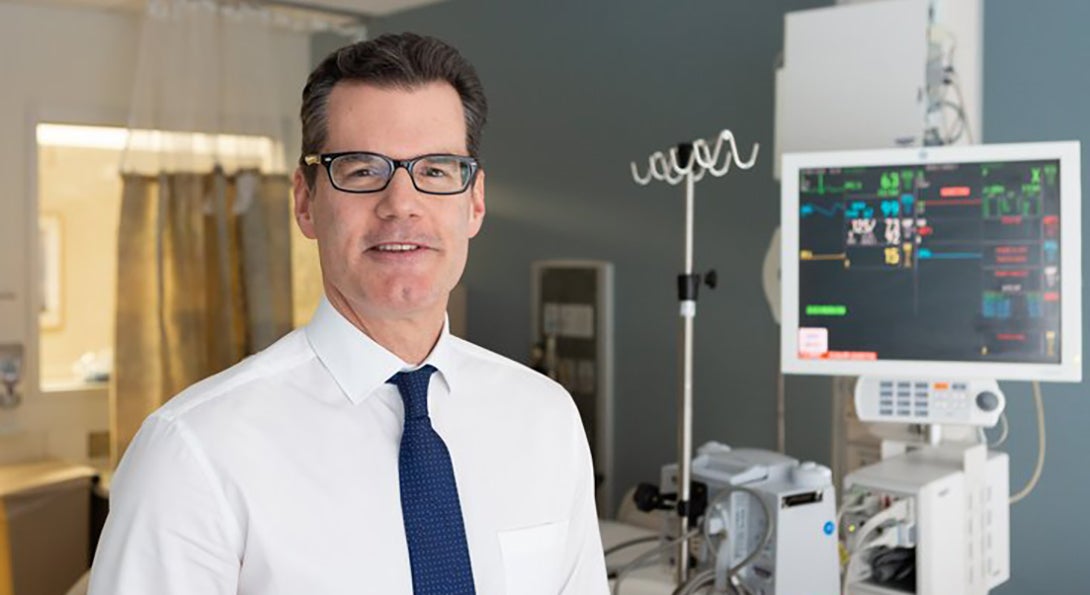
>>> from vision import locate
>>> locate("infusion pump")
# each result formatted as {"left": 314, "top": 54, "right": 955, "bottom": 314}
{"left": 841, "top": 378, "right": 1011, "bottom": 595}
{"left": 659, "top": 444, "right": 841, "bottom": 595}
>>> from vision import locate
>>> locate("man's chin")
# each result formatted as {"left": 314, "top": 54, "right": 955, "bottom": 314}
{"left": 363, "top": 287, "right": 447, "bottom": 320}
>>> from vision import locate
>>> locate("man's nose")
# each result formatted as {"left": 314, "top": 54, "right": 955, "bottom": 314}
{"left": 375, "top": 168, "right": 422, "bottom": 219}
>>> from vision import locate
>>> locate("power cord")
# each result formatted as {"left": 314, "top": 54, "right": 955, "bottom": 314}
{"left": 670, "top": 568, "right": 754, "bottom": 595}
{"left": 981, "top": 411, "right": 1010, "bottom": 448}
{"left": 604, "top": 534, "right": 663, "bottom": 564}
{"left": 1010, "top": 381, "right": 1046, "bottom": 504}
{"left": 671, "top": 568, "right": 716, "bottom": 595}
{"left": 610, "top": 529, "right": 699, "bottom": 595}
{"left": 836, "top": 490, "right": 874, "bottom": 534}
{"left": 946, "top": 72, "right": 975, "bottom": 144}
{"left": 869, "top": 547, "right": 914, "bottom": 585}
{"left": 702, "top": 485, "right": 774, "bottom": 593}
{"left": 844, "top": 525, "right": 903, "bottom": 583}
{"left": 840, "top": 499, "right": 913, "bottom": 595}
{"left": 925, "top": 24, "right": 976, "bottom": 147}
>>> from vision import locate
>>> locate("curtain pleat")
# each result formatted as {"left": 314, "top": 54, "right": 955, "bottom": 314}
{"left": 113, "top": 176, "right": 162, "bottom": 464}
{"left": 161, "top": 173, "right": 210, "bottom": 401}
{"left": 111, "top": 170, "right": 292, "bottom": 464}
{"left": 239, "top": 173, "right": 294, "bottom": 351}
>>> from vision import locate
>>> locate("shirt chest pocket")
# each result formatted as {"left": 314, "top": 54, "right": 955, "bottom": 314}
{"left": 497, "top": 520, "right": 570, "bottom": 595}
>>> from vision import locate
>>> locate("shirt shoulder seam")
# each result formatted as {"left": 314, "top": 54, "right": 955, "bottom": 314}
{"left": 161, "top": 347, "right": 316, "bottom": 420}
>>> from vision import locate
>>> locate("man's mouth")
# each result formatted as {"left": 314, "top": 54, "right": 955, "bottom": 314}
{"left": 371, "top": 243, "right": 426, "bottom": 253}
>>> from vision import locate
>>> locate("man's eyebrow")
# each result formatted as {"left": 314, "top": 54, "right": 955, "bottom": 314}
{"left": 319, "top": 148, "right": 470, "bottom": 157}
{"left": 425, "top": 148, "right": 471, "bottom": 156}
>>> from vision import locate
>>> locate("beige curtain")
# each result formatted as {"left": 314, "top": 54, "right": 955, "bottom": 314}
{"left": 111, "top": 169, "right": 293, "bottom": 464}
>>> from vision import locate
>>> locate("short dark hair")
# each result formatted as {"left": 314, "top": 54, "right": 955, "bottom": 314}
{"left": 299, "top": 32, "right": 488, "bottom": 187}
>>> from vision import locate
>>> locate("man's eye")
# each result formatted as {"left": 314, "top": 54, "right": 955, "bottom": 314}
{"left": 346, "top": 167, "right": 378, "bottom": 178}
{"left": 420, "top": 167, "right": 450, "bottom": 178}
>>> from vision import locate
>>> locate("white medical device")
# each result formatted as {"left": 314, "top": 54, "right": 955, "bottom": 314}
{"left": 660, "top": 444, "right": 841, "bottom": 595}
{"left": 842, "top": 380, "right": 1010, "bottom": 595}
{"left": 780, "top": 142, "right": 1082, "bottom": 381}
{"left": 852, "top": 378, "right": 1004, "bottom": 429}
{"left": 779, "top": 141, "right": 1083, "bottom": 594}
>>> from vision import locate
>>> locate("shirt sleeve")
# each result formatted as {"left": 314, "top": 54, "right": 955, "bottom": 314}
{"left": 558, "top": 403, "right": 610, "bottom": 594}
{"left": 88, "top": 414, "right": 242, "bottom": 595}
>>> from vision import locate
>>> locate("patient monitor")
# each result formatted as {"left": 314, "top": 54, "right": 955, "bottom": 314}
{"left": 780, "top": 141, "right": 1082, "bottom": 594}
{"left": 781, "top": 142, "right": 1081, "bottom": 381}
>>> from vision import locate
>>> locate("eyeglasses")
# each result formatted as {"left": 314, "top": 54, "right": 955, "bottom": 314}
{"left": 302, "top": 151, "right": 480, "bottom": 195}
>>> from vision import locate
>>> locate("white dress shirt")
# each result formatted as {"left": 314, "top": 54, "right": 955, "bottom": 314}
{"left": 89, "top": 298, "right": 608, "bottom": 595}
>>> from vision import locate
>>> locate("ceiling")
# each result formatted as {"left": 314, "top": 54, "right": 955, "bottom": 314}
{"left": 274, "top": 0, "right": 445, "bottom": 17}
{"left": 12, "top": 0, "right": 447, "bottom": 18}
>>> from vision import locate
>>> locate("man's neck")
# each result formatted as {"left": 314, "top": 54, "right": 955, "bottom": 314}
{"left": 325, "top": 288, "right": 445, "bottom": 365}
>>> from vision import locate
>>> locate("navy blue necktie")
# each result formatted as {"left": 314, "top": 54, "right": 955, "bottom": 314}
{"left": 389, "top": 365, "right": 476, "bottom": 594}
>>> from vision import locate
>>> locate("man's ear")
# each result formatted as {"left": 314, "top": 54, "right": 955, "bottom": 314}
{"left": 467, "top": 169, "right": 486, "bottom": 238}
{"left": 293, "top": 167, "right": 317, "bottom": 240}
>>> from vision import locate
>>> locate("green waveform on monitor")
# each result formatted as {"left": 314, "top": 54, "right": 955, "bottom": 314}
{"left": 806, "top": 304, "right": 848, "bottom": 317}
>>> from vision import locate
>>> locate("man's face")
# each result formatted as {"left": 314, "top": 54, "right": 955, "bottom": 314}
{"left": 293, "top": 81, "right": 485, "bottom": 324}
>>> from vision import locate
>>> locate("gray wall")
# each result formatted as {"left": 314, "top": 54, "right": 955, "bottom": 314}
{"left": 984, "top": 2, "right": 1090, "bottom": 593}
{"left": 314, "top": 0, "right": 1089, "bottom": 592}
{"left": 367, "top": 0, "right": 833, "bottom": 509}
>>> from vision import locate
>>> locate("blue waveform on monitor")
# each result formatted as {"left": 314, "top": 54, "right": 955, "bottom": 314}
{"left": 982, "top": 296, "right": 1012, "bottom": 319}
{"left": 800, "top": 202, "right": 846, "bottom": 218}
{"left": 844, "top": 200, "right": 874, "bottom": 219}
{"left": 918, "top": 249, "right": 982, "bottom": 260}
{"left": 1028, "top": 294, "right": 1044, "bottom": 318}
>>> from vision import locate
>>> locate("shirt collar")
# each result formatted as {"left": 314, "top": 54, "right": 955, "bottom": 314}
{"left": 421, "top": 318, "right": 461, "bottom": 394}
{"left": 304, "top": 297, "right": 462, "bottom": 404}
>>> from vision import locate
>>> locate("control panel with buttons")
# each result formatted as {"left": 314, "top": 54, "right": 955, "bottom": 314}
{"left": 853, "top": 377, "right": 1005, "bottom": 427}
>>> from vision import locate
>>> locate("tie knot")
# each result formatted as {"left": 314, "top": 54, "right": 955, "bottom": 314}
{"left": 388, "top": 365, "right": 437, "bottom": 420}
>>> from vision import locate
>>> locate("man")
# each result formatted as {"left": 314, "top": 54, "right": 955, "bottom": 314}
{"left": 89, "top": 33, "right": 608, "bottom": 595}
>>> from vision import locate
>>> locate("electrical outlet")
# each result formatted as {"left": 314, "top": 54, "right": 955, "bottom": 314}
{"left": 0, "top": 343, "right": 24, "bottom": 409}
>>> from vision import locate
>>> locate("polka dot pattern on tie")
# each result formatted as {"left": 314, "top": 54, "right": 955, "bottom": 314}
{"left": 389, "top": 365, "right": 476, "bottom": 594}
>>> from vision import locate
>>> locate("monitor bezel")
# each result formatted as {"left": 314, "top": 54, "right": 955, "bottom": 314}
{"left": 780, "top": 142, "right": 1082, "bottom": 382}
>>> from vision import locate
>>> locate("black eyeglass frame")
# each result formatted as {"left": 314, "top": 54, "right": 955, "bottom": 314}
{"left": 302, "top": 151, "right": 481, "bottom": 196}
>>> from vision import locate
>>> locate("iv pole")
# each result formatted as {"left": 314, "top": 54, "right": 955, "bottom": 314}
{"left": 630, "top": 129, "right": 758, "bottom": 585}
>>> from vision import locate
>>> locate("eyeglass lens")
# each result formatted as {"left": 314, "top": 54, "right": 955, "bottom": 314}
{"left": 329, "top": 153, "right": 473, "bottom": 193}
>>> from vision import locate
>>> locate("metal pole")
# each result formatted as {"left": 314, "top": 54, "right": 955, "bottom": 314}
{"left": 676, "top": 166, "right": 696, "bottom": 584}
{"left": 628, "top": 131, "right": 758, "bottom": 588}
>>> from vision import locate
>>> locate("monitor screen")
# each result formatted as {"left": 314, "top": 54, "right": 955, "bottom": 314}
{"left": 780, "top": 142, "right": 1082, "bottom": 381}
